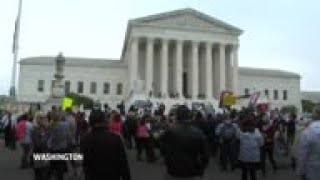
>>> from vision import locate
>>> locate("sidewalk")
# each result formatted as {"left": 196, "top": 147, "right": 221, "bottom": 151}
{"left": 0, "top": 137, "right": 299, "bottom": 180}
{"left": 0, "top": 138, "right": 33, "bottom": 180}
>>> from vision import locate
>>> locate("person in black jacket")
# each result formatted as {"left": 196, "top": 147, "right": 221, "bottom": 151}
{"left": 80, "top": 110, "right": 131, "bottom": 180}
{"left": 31, "top": 113, "right": 50, "bottom": 180}
{"left": 124, "top": 107, "right": 138, "bottom": 149}
{"left": 160, "top": 105, "right": 209, "bottom": 180}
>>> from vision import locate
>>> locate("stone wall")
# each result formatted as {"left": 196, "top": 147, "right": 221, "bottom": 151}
{"left": 238, "top": 74, "right": 302, "bottom": 112}
{"left": 18, "top": 64, "right": 128, "bottom": 109}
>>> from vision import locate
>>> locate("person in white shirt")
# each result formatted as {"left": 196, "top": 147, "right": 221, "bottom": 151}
{"left": 297, "top": 105, "right": 320, "bottom": 180}
{"left": 238, "top": 113, "right": 264, "bottom": 180}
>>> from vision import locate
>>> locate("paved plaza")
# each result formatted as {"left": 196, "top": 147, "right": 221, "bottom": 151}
{"left": 0, "top": 138, "right": 299, "bottom": 180}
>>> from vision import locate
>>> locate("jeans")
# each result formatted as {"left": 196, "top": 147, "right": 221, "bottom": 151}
{"left": 220, "top": 141, "right": 235, "bottom": 170}
{"left": 260, "top": 145, "right": 277, "bottom": 175}
{"left": 34, "top": 167, "right": 50, "bottom": 180}
{"left": 239, "top": 161, "right": 259, "bottom": 180}
{"left": 50, "top": 149, "right": 68, "bottom": 180}
{"left": 20, "top": 143, "right": 31, "bottom": 168}
{"left": 136, "top": 137, "right": 155, "bottom": 162}
{"left": 125, "top": 133, "right": 136, "bottom": 149}
{"left": 4, "top": 127, "right": 15, "bottom": 149}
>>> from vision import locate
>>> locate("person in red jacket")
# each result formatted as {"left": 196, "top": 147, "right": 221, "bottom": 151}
{"left": 136, "top": 116, "right": 156, "bottom": 162}
{"left": 108, "top": 113, "right": 122, "bottom": 136}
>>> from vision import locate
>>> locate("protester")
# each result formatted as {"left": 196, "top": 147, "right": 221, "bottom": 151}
{"left": 64, "top": 108, "right": 78, "bottom": 178}
{"left": 104, "top": 103, "right": 112, "bottom": 121}
{"left": 89, "top": 103, "right": 103, "bottom": 127}
{"left": 193, "top": 112, "right": 211, "bottom": 142}
{"left": 216, "top": 113, "right": 238, "bottom": 171}
{"left": 159, "top": 105, "right": 209, "bottom": 180}
{"left": 136, "top": 115, "right": 156, "bottom": 162}
{"left": 108, "top": 113, "right": 123, "bottom": 136}
{"left": 286, "top": 113, "right": 297, "bottom": 169}
{"left": 5, "top": 101, "right": 310, "bottom": 180}
{"left": 297, "top": 105, "right": 320, "bottom": 180}
{"left": 2, "top": 111, "right": 12, "bottom": 148}
{"left": 16, "top": 114, "right": 33, "bottom": 169}
{"left": 292, "top": 117, "right": 311, "bottom": 172}
{"left": 124, "top": 107, "right": 138, "bottom": 149}
{"left": 238, "top": 114, "right": 264, "bottom": 180}
{"left": 48, "top": 110, "right": 72, "bottom": 180}
{"left": 117, "top": 100, "right": 126, "bottom": 116}
{"left": 80, "top": 109, "right": 131, "bottom": 180}
{"left": 286, "top": 113, "right": 297, "bottom": 145}
{"left": 47, "top": 106, "right": 58, "bottom": 123}
{"left": 207, "top": 113, "right": 219, "bottom": 157}
{"left": 31, "top": 113, "right": 50, "bottom": 180}
{"left": 65, "top": 108, "right": 77, "bottom": 147}
{"left": 76, "top": 112, "right": 89, "bottom": 144}
{"left": 259, "top": 113, "right": 278, "bottom": 176}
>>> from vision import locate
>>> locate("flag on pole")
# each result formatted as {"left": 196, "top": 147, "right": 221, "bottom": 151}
{"left": 248, "top": 91, "right": 261, "bottom": 107}
{"left": 12, "top": 0, "right": 22, "bottom": 54}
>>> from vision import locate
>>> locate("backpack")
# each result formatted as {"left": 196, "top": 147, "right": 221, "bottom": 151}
{"left": 15, "top": 120, "right": 27, "bottom": 140}
{"left": 221, "top": 123, "right": 236, "bottom": 142}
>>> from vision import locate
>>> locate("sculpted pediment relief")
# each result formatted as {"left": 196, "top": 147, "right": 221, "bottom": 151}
{"left": 130, "top": 9, "right": 242, "bottom": 34}
{"left": 144, "top": 14, "right": 229, "bottom": 33}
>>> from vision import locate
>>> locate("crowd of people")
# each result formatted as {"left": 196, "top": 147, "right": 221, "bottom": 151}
{"left": 0, "top": 102, "right": 320, "bottom": 180}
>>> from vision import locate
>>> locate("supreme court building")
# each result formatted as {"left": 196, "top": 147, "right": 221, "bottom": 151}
{"left": 17, "top": 8, "right": 302, "bottom": 111}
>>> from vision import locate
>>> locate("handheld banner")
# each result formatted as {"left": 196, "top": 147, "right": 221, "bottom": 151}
{"left": 223, "top": 94, "right": 237, "bottom": 106}
{"left": 62, "top": 97, "right": 73, "bottom": 111}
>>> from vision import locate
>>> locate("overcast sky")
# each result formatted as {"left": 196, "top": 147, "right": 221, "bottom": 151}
{"left": 0, "top": 0, "right": 319, "bottom": 95}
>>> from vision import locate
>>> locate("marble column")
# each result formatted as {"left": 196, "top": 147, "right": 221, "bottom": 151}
{"left": 176, "top": 40, "right": 183, "bottom": 99}
{"left": 225, "top": 47, "right": 232, "bottom": 91}
{"left": 232, "top": 44, "right": 239, "bottom": 94}
{"left": 213, "top": 45, "right": 220, "bottom": 98}
{"left": 130, "top": 37, "right": 139, "bottom": 93}
{"left": 145, "top": 37, "right": 154, "bottom": 96}
{"left": 205, "top": 42, "right": 213, "bottom": 99}
{"left": 161, "top": 39, "right": 169, "bottom": 98}
{"left": 218, "top": 43, "right": 226, "bottom": 94}
{"left": 192, "top": 41, "right": 199, "bottom": 99}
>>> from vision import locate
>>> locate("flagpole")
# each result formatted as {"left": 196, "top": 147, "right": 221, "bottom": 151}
{"left": 10, "top": 49, "right": 18, "bottom": 98}
{"left": 10, "top": 0, "right": 22, "bottom": 99}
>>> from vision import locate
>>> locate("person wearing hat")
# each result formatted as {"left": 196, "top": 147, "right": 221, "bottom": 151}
{"left": 80, "top": 109, "right": 131, "bottom": 180}
{"left": 159, "top": 105, "right": 209, "bottom": 180}
{"left": 297, "top": 104, "right": 320, "bottom": 180}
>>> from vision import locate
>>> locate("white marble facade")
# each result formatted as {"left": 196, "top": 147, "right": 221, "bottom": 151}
{"left": 129, "top": 38, "right": 239, "bottom": 99}
{"left": 124, "top": 8, "right": 242, "bottom": 100}
{"left": 17, "top": 8, "right": 302, "bottom": 111}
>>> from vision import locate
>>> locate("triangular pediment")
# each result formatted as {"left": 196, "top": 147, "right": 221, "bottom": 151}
{"left": 130, "top": 8, "right": 242, "bottom": 34}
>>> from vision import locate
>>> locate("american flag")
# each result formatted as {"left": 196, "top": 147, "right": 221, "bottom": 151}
{"left": 249, "top": 91, "right": 261, "bottom": 107}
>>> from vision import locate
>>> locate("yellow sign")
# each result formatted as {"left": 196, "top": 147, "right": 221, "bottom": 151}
{"left": 62, "top": 97, "right": 73, "bottom": 111}
{"left": 223, "top": 94, "right": 236, "bottom": 106}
